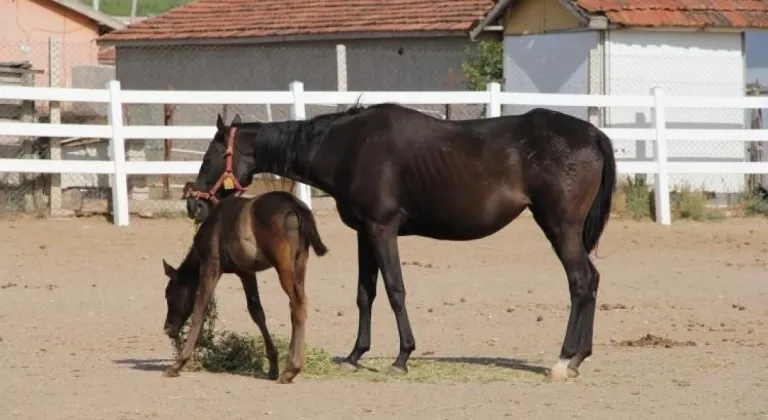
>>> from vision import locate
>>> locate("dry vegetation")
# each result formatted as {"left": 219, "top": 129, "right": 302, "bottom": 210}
{"left": 610, "top": 175, "right": 768, "bottom": 221}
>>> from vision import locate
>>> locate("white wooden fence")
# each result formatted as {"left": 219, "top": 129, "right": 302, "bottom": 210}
{"left": 0, "top": 80, "right": 767, "bottom": 226}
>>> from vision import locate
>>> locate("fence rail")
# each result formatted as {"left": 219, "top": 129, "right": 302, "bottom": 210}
{"left": 1, "top": 80, "right": 767, "bottom": 226}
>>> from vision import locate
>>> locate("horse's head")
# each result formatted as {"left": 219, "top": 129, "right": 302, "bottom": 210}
{"left": 161, "top": 259, "right": 195, "bottom": 338}
{"left": 185, "top": 113, "right": 254, "bottom": 222}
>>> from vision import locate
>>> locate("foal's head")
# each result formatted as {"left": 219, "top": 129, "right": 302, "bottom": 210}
{"left": 187, "top": 113, "right": 256, "bottom": 223}
{"left": 161, "top": 259, "right": 196, "bottom": 338}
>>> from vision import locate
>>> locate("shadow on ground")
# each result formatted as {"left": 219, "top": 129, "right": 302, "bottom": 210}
{"left": 114, "top": 358, "right": 173, "bottom": 372}
{"left": 113, "top": 354, "right": 549, "bottom": 383}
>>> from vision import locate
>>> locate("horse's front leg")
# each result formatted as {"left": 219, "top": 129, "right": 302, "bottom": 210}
{"left": 364, "top": 220, "right": 415, "bottom": 375}
{"left": 164, "top": 263, "right": 220, "bottom": 377}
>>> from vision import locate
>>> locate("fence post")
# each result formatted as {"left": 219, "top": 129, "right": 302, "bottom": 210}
{"left": 336, "top": 44, "right": 347, "bottom": 113}
{"left": 651, "top": 86, "right": 671, "bottom": 226}
{"left": 48, "top": 36, "right": 64, "bottom": 216}
{"left": 107, "top": 80, "right": 130, "bottom": 226}
{"left": 486, "top": 82, "right": 501, "bottom": 118}
{"left": 290, "top": 81, "right": 313, "bottom": 210}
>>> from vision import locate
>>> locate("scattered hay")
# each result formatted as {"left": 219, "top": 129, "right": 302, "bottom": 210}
{"left": 614, "top": 334, "right": 696, "bottom": 348}
{"left": 169, "top": 296, "right": 545, "bottom": 383}
{"left": 169, "top": 295, "right": 336, "bottom": 378}
{"left": 339, "top": 357, "right": 546, "bottom": 384}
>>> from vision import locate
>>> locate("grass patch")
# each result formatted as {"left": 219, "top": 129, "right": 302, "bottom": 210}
{"left": 741, "top": 194, "right": 768, "bottom": 217}
{"left": 169, "top": 295, "right": 545, "bottom": 383}
{"left": 670, "top": 182, "right": 725, "bottom": 221}
{"left": 612, "top": 175, "right": 653, "bottom": 219}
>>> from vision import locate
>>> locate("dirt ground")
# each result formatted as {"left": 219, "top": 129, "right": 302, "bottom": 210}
{"left": 1, "top": 197, "right": 767, "bottom": 420}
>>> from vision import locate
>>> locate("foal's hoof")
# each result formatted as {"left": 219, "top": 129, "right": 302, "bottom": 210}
{"left": 276, "top": 374, "right": 295, "bottom": 384}
{"left": 163, "top": 368, "right": 180, "bottom": 378}
{"left": 337, "top": 361, "right": 359, "bottom": 373}
{"left": 549, "top": 360, "right": 579, "bottom": 381}
{"left": 386, "top": 365, "right": 408, "bottom": 376}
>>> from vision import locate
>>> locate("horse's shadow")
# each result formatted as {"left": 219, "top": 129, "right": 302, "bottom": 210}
{"left": 113, "top": 355, "right": 549, "bottom": 378}
{"left": 330, "top": 355, "right": 549, "bottom": 376}
{"left": 113, "top": 358, "right": 172, "bottom": 372}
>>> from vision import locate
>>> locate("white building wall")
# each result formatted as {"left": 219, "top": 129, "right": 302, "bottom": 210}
{"left": 604, "top": 30, "right": 746, "bottom": 194}
{"left": 502, "top": 32, "right": 596, "bottom": 119}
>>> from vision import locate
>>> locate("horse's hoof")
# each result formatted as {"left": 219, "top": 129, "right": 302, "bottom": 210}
{"left": 338, "top": 361, "right": 359, "bottom": 373}
{"left": 276, "top": 374, "right": 295, "bottom": 384}
{"left": 549, "top": 359, "right": 578, "bottom": 381}
{"left": 163, "top": 368, "right": 180, "bottom": 378}
{"left": 386, "top": 365, "right": 407, "bottom": 376}
{"left": 267, "top": 369, "right": 280, "bottom": 381}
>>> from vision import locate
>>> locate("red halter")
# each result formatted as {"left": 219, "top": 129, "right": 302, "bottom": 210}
{"left": 183, "top": 126, "right": 247, "bottom": 205}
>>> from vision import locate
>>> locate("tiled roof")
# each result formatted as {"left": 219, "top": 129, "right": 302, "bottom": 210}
{"left": 575, "top": 0, "right": 768, "bottom": 29}
{"left": 99, "top": 0, "right": 494, "bottom": 43}
{"left": 98, "top": 46, "right": 115, "bottom": 64}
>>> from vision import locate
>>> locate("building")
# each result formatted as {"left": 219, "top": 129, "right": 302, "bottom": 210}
{"left": 470, "top": 0, "right": 768, "bottom": 194}
{"left": 0, "top": 0, "right": 124, "bottom": 88}
{"left": 97, "top": 0, "right": 496, "bottom": 123}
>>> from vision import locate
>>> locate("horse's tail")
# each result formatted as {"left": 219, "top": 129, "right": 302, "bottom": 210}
{"left": 294, "top": 202, "right": 329, "bottom": 257}
{"left": 583, "top": 127, "right": 617, "bottom": 254}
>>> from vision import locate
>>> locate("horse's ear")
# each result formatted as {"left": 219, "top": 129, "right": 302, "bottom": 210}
{"left": 216, "top": 114, "right": 225, "bottom": 132}
{"left": 162, "top": 259, "right": 176, "bottom": 278}
{"left": 231, "top": 113, "right": 242, "bottom": 125}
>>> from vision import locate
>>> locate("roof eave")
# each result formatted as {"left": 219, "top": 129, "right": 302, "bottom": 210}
{"left": 468, "top": 0, "right": 606, "bottom": 40}
{"left": 98, "top": 30, "right": 475, "bottom": 47}
{"left": 47, "top": 0, "right": 126, "bottom": 30}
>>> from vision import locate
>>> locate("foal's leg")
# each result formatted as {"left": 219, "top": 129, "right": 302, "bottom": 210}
{"left": 276, "top": 250, "right": 309, "bottom": 384}
{"left": 164, "top": 263, "right": 220, "bottom": 377}
{"left": 340, "top": 230, "right": 379, "bottom": 371}
{"left": 533, "top": 212, "right": 599, "bottom": 380}
{"left": 238, "top": 271, "right": 280, "bottom": 380}
{"left": 270, "top": 249, "right": 307, "bottom": 384}
{"left": 364, "top": 222, "right": 415, "bottom": 375}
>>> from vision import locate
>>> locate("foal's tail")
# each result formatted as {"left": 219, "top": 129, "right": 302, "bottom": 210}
{"left": 582, "top": 128, "right": 617, "bottom": 254}
{"left": 294, "top": 203, "right": 329, "bottom": 257}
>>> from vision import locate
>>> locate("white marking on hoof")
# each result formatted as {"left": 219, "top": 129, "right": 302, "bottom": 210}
{"left": 550, "top": 358, "right": 575, "bottom": 381}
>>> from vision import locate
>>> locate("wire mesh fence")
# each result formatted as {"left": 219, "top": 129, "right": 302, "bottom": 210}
{"left": 0, "top": 39, "right": 762, "bottom": 217}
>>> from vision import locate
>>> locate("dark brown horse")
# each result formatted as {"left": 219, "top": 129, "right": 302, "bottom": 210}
{"left": 187, "top": 104, "right": 616, "bottom": 381}
{"left": 162, "top": 191, "right": 329, "bottom": 383}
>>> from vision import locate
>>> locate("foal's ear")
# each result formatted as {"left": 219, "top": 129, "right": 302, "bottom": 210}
{"left": 231, "top": 113, "right": 242, "bottom": 126}
{"left": 216, "top": 113, "right": 225, "bottom": 132}
{"left": 162, "top": 259, "right": 177, "bottom": 278}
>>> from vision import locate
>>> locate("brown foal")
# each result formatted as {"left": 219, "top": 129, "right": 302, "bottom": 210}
{"left": 161, "top": 191, "right": 328, "bottom": 384}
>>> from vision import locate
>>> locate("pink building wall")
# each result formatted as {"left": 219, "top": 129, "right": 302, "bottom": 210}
{"left": 0, "top": 0, "right": 101, "bottom": 88}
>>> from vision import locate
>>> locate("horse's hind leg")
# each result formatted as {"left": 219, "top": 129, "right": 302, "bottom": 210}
{"left": 164, "top": 262, "right": 220, "bottom": 377}
{"left": 531, "top": 208, "right": 600, "bottom": 380}
{"left": 278, "top": 249, "right": 310, "bottom": 384}
{"left": 238, "top": 271, "right": 279, "bottom": 380}
{"left": 274, "top": 247, "right": 308, "bottom": 384}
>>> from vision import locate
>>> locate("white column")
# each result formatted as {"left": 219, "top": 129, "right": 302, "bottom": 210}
{"left": 651, "top": 86, "right": 671, "bottom": 225}
{"left": 107, "top": 80, "right": 130, "bottom": 226}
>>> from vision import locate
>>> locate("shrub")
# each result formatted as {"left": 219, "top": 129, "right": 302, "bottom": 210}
{"left": 462, "top": 41, "right": 503, "bottom": 91}
{"left": 670, "top": 182, "right": 724, "bottom": 221}
{"left": 612, "top": 175, "right": 653, "bottom": 219}
{"left": 741, "top": 194, "right": 768, "bottom": 217}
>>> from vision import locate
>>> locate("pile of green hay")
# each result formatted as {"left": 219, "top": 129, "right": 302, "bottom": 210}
{"left": 168, "top": 297, "right": 546, "bottom": 383}
{"left": 170, "top": 295, "right": 337, "bottom": 379}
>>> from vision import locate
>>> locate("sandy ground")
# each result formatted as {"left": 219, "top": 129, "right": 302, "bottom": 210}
{"left": 1, "top": 197, "right": 767, "bottom": 420}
